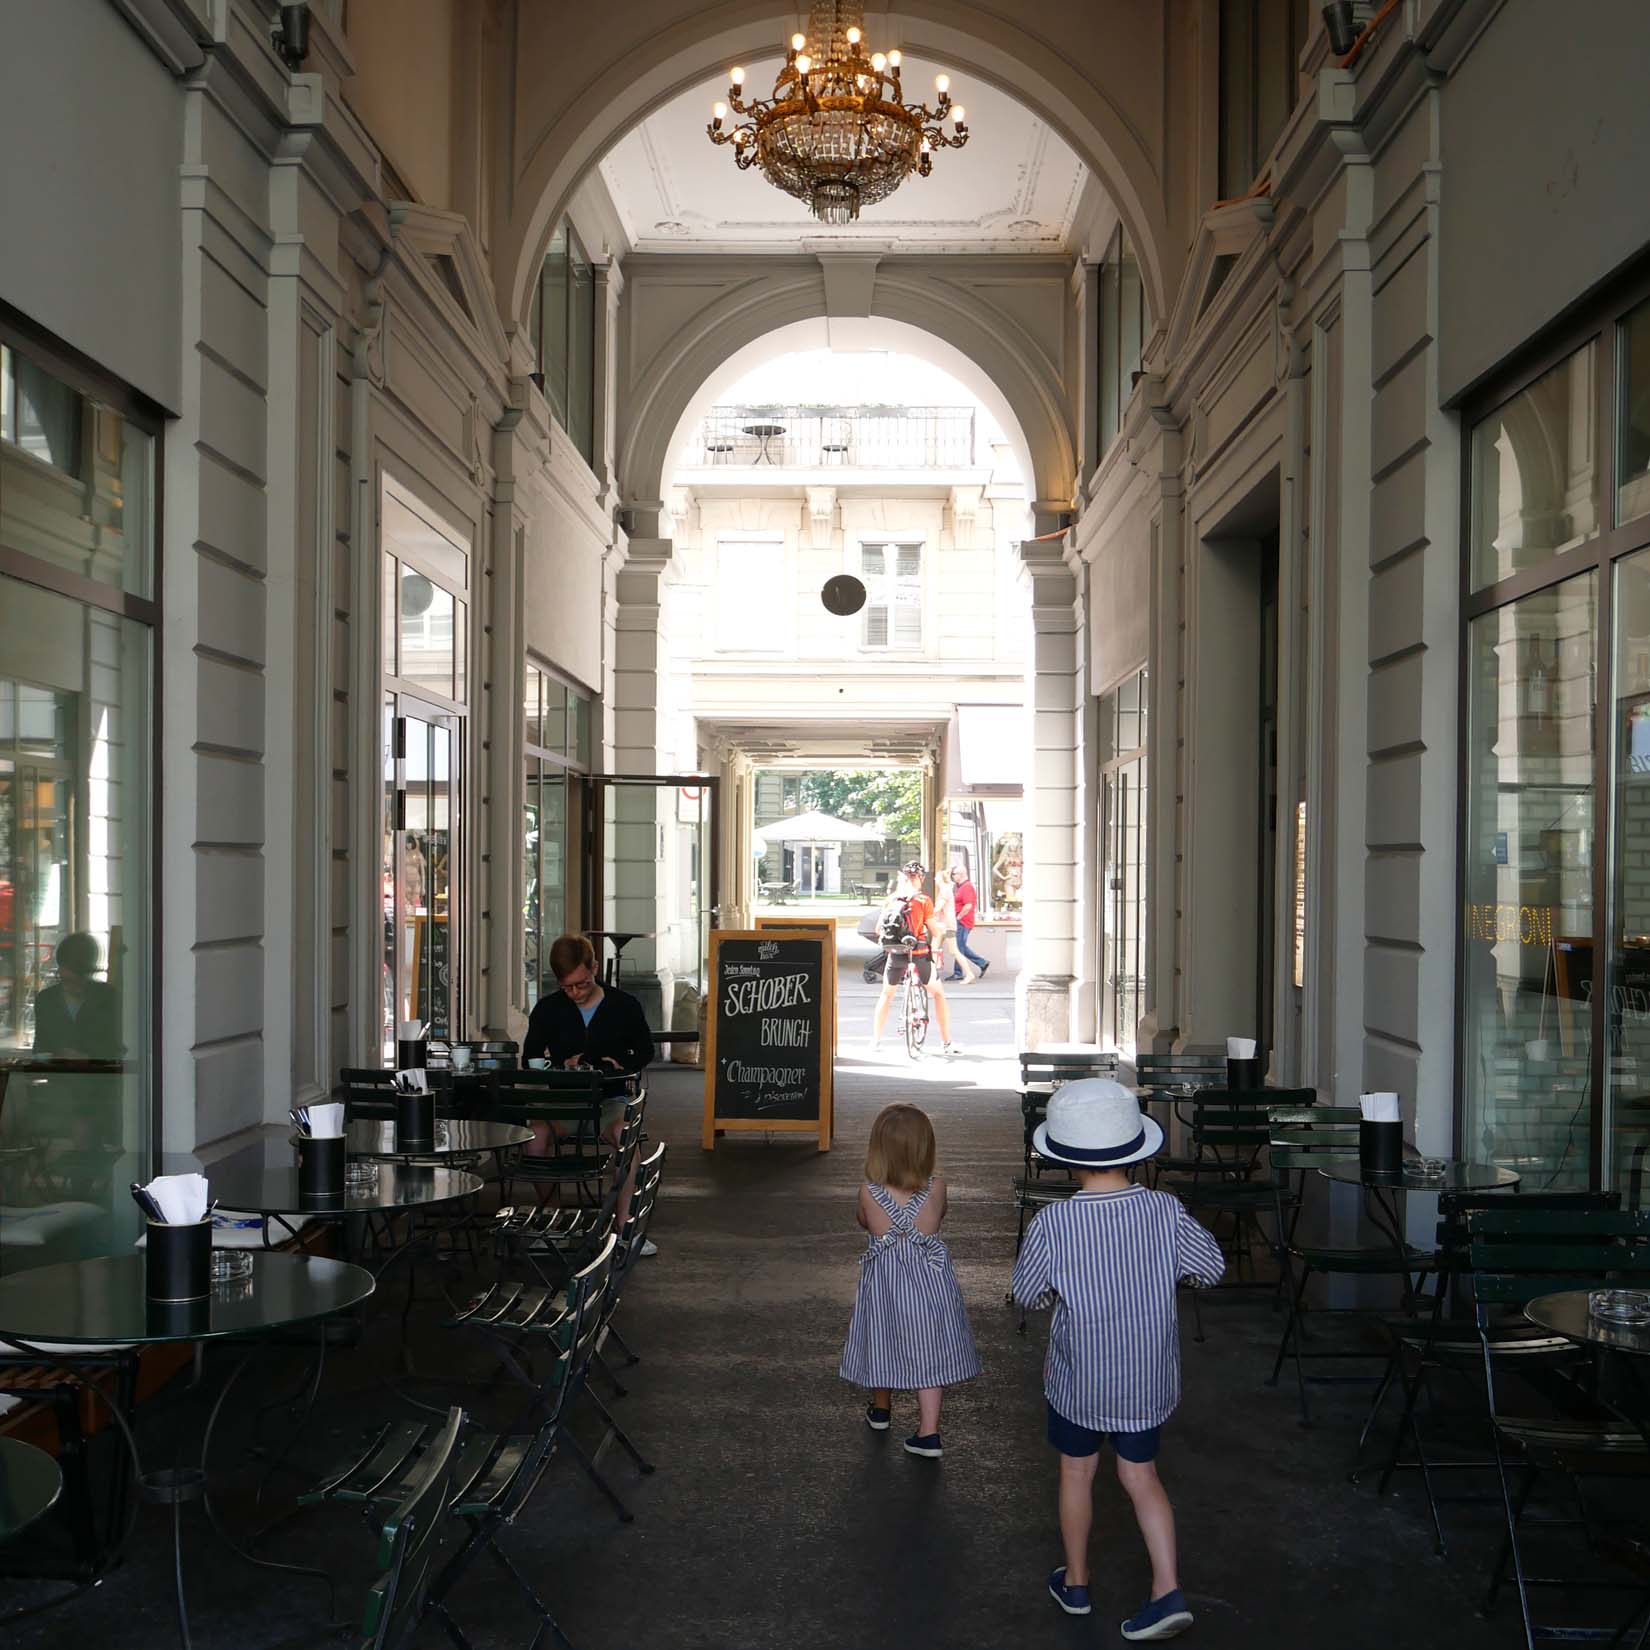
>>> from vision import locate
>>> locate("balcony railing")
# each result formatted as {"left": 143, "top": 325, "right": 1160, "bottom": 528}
{"left": 681, "top": 405, "right": 978, "bottom": 470}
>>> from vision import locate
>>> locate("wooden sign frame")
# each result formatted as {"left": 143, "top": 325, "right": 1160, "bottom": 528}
{"left": 703, "top": 928, "right": 833, "bottom": 1152}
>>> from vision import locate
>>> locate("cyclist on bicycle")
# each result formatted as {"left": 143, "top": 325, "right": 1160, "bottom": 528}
{"left": 871, "top": 861, "right": 959, "bottom": 1057}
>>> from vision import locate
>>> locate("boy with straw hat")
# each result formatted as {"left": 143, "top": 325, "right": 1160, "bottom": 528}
{"left": 1011, "top": 1079, "right": 1226, "bottom": 1641}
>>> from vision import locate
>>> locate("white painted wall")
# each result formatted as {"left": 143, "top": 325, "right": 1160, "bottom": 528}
{"left": 1, "top": 0, "right": 184, "bottom": 409}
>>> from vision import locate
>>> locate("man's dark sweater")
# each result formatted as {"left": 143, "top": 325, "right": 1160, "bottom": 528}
{"left": 522, "top": 986, "right": 655, "bottom": 1073}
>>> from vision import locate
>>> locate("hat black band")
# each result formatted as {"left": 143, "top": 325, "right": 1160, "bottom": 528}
{"left": 1046, "top": 1127, "right": 1146, "bottom": 1163}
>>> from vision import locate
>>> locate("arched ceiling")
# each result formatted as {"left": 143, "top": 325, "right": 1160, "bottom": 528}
{"left": 600, "top": 52, "right": 1090, "bottom": 255}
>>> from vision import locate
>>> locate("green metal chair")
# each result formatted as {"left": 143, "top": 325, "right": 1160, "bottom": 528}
{"left": 357, "top": 1406, "right": 464, "bottom": 1650}
{"left": 307, "top": 1235, "right": 619, "bottom": 1650}
{"left": 1266, "top": 1113, "right": 1435, "bottom": 1425}
{"left": 1355, "top": 1190, "right": 1618, "bottom": 1556}
{"left": 1467, "top": 1207, "right": 1650, "bottom": 1650}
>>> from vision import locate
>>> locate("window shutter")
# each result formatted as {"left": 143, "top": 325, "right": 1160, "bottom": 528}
{"left": 893, "top": 544, "right": 922, "bottom": 648}
{"left": 864, "top": 602, "right": 890, "bottom": 648}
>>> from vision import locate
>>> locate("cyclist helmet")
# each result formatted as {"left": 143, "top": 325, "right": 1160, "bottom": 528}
{"left": 901, "top": 859, "right": 927, "bottom": 879}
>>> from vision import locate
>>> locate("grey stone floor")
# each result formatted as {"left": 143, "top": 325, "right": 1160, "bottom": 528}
{"left": 0, "top": 962, "right": 1607, "bottom": 1646}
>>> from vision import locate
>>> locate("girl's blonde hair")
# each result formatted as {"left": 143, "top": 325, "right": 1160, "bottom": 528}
{"left": 864, "top": 1103, "right": 936, "bottom": 1191}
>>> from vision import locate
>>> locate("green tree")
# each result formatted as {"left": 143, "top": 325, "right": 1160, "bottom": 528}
{"left": 800, "top": 769, "right": 923, "bottom": 846}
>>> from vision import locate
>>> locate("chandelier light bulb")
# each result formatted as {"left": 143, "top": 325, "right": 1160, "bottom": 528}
{"left": 791, "top": 32, "right": 806, "bottom": 51}
{"left": 795, "top": 53, "right": 811, "bottom": 72}
{"left": 846, "top": 25, "right": 861, "bottom": 44}
{"left": 871, "top": 51, "right": 886, "bottom": 70}
{"left": 888, "top": 50, "right": 901, "bottom": 67}
{"left": 951, "top": 105, "right": 965, "bottom": 123}
{"left": 935, "top": 73, "right": 950, "bottom": 94}
{"left": 713, "top": 101, "right": 727, "bottom": 120}
{"left": 920, "top": 135, "right": 932, "bottom": 153}
{"left": 730, "top": 65, "right": 745, "bottom": 85}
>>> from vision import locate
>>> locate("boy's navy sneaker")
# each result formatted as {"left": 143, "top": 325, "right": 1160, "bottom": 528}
{"left": 902, "top": 1432, "right": 942, "bottom": 1458}
{"left": 1047, "top": 1567, "right": 1091, "bottom": 1616}
{"left": 865, "top": 1405, "right": 890, "bottom": 1432}
{"left": 1121, "top": 1589, "right": 1193, "bottom": 1640}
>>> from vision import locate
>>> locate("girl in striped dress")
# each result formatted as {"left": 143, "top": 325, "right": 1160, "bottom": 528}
{"left": 840, "top": 1103, "right": 980, "bottom": 1457}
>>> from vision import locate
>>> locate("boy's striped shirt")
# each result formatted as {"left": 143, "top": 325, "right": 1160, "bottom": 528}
{"left": 1011, "top": 1184, "right": 1225, "bottom": 1431}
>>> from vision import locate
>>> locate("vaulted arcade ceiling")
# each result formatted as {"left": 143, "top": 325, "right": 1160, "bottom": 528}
{"left": 600, "top": 55, "right": 1090, "bottom": 255}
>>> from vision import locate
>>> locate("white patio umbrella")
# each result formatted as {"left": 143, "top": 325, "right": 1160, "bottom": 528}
{"left": 752, "top": 809, "right": 883, "bottom": 898}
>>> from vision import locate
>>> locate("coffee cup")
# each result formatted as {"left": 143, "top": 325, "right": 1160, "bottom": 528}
{"left": 528, "top": 1057, "right": 550, "bottom": 1070}
{"left": 450, "top": 1046, "right": 473, "bottom": 1073}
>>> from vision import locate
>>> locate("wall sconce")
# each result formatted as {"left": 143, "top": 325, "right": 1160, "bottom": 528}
{"left": 1321, "top": 2, "right": 1359, "bottom": 57}
{"left": 273, "top": 2, "right": 311, "bottom": 70}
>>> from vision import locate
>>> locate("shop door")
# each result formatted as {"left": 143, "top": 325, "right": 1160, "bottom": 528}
{"left": 585, "top": 775, "right": 719, "bottom": 1038}
{"left": 383, "top": 697, "right": 461, "bottom": 1061}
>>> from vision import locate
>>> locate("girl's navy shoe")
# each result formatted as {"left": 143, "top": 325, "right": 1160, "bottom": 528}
{"left": 865, "top": 1405, "right": 890, "bottom": 1432}
{"left": 902, "top": 1432, "right": 942, "bottom": 1458}
{"left": 1047, "top": 1567, "right": 1091, "bottom": 1616}
{"left": 1121, "top": 1589, "right": 1193, "bottom": 1640}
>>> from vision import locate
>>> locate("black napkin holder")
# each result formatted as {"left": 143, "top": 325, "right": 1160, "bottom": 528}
{"left": 297, "top": 1133, "right": 346, "bottom": 1204}
{"left": 146, "top": 1217, "right": 211, "bottom": 1303}
{"left": 395, "top": 1089, "right": 434, "bottom": 1151}
{"left": 1227, "top": 1055, "right": 1263, "bottom": 1091}
{"left": 1359, "top": 1119, "right": 1404, "bottom": 1177}
{"left": 396, "top": 1036, "right": 427, "bottom": 1071}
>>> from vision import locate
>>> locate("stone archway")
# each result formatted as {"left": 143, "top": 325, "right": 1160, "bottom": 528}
{"left": 617, "top": 262, "right": 1076, "bottom": 533}
{"left": 613, "top": 298, "right": 1091, "bottom": 1043}
{"left": 499, "top": 1, "right": 1179, "bottom": 339}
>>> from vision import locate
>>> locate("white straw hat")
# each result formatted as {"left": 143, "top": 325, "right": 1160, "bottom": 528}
{"left": 1032, "top": 1078, "right": 1163, "bottom": 1169}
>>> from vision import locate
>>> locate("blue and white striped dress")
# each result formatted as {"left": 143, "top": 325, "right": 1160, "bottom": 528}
{"left": 840, "top": 1180, "right": 981, "bottom": 1390}
{"left": 1011, "top": 1185, "right": 1226, "bottom": 1431}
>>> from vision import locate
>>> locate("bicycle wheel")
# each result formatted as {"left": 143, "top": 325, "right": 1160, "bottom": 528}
{"left": 906, "top": 978, "right": 929, "bottom": 1058}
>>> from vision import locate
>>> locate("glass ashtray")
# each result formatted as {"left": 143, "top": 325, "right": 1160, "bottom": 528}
{"left": 1589, "top": 1288, "right": 1650, "bottom": 1325}
{"left": 1414, "top": 1157, "right": 1449, "bottom": 1183}
{"left": 209, "top": 1248, "right": 254, "bottom": 1284}
{"left": 344, "top": 1158, "right": 380, "bottom": 1192}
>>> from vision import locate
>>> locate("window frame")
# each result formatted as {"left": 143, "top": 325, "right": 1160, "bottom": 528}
{"left": 534, "top": 217, "right": 598, "bottom": 470}
{"left": 855, "top": 535, "right": 926, "bottom": 653}
{"left": 0, "top": 303, "right": 164, "bottom": 1164}
{"left": 521, "top": 657, "right": 594, "bottom": 1012}
{"left": 711, "top": 531, "right": 789, "bottom": 655}
{"left": 1455, "top": 261, "right": 1650, "bottom": 1190}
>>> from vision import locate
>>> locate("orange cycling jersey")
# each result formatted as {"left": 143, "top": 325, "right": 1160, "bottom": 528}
{"left": 903, "top": 893, "right": 935, "bottom": 953}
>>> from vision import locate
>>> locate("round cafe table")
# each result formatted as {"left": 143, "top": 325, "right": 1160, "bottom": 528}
{"left": 1317, "top": 1160, "right": 1521, "bottom": 1306}
{"left": 0, "top": 1435, "right": 63, "bottom": 1543}
{"left": 1525, "top": 1290, "right": 1650, "bottom": 1359}
{"left": 1319, "top": 1160, "right": 1522, "bottom": 1195}
{"left": 0, "top": 1252, "right": 374, "bottom": 1647}
{"left": 344, "top": 1118, "right": 533, "bottom": 1161}
{"left": 203, "top": 1148, "right": 484, "bottom": 1229}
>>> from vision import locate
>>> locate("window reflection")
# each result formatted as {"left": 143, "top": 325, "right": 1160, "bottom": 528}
{"left": 1471, "top": 343, "right": 1600, "bottom": 592}
{"left": 1461, "top": 572, "right": 1597, "bottom": 1185}
{"left": 1618, "top": 298, "right": 1650, "bottom": 527}
{"left": 1, "top": 343, "right": 151, "bottom": 599}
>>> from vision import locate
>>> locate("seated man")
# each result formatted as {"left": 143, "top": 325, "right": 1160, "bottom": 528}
{"left": 522, "top": 932, "right": 655, "bottom": 1250}
{"left": 871, "top": 861, "right": 958, "bottom": 1056}
{"left": 31, "top": 931, "right": 124, "bottom": 1151}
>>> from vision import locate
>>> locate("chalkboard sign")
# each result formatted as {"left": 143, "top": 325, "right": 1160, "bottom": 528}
{"left": 702, "top": 930, "right": 832, "bottom": 1151}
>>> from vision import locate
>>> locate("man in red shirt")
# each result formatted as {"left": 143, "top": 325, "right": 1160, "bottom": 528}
{"left": 946, "top": 865, "right": 990, "bottom": 981}
{"left": 871, "top": 861, "right": 957, "bottom": 1055}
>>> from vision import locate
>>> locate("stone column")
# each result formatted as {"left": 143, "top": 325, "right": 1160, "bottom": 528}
{"left": 609, "top": 537, "right": 674, "bottom": 1020}
{"left": 1020, "top": 536, "right": 1084, "bottom": 1047}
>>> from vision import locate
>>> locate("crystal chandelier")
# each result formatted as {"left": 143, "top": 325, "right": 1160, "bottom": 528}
{"left": 706, "top": 1, "right": 969, "bottom": 226}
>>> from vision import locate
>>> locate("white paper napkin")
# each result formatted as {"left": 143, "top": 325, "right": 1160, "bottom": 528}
{"left": 394, "top": 1069, "right": 428, "bottom": 1093}
{"left": 1227, "top": 1037, "right": 1257, "bottom": 1059}
{"left": 308, "top": 1102, "right": 345, "bottom": 1138}
{"left": 1359, "top": 1091, "right": 1401, "bottom": 1122}
{"left": 144, "top": 1172, "right": 209, "bottom": 1225}
{"left": 397, "top": 1021, "right": 425, "bottom": 1041}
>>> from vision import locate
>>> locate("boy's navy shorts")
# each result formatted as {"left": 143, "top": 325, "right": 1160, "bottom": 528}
{"left": 1047, "top": 1402, "right": 1160, "bottom": 1462}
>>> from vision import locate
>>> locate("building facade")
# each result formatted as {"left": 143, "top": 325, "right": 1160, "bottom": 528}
{"left": 3, "top": 0, "right": 1649, "bottom": 1269}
